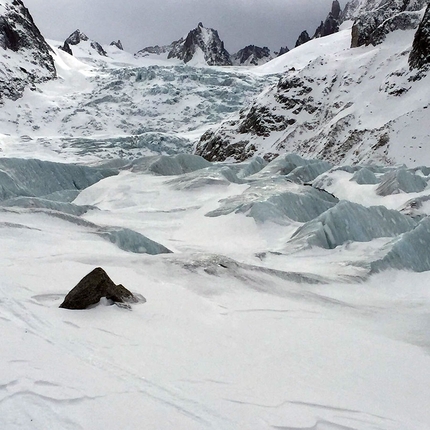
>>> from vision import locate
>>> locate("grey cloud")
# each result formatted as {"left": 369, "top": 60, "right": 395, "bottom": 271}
{"left": 24, "top": 0, "right": 335, "bottom": 54}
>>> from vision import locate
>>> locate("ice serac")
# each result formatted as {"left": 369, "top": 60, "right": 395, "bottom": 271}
{"left": 63, "top": 29, "right": 107, "bottom": 57}
{"left": 289, "top": 200, "right": 417, "bottom": 249}
{"left": 206, "top": 177, "right": 338, "bottom": 225}
{"left": 409, "top": 2, "right": 430, "bottom": 69}
{"left": 371, "top": 217, "right": 430, "bottom": 272}
{"left": 147, "top": 154, "right": 211, "bottom": 176}
{"left": 232, "top": 45, "right": 273, "bottom": 66}
{"left": 350, "top": 167, "right": 380, "bottom": 184}
{"left": 97, "top": 227, "right": 172, "bottom": 255}
{"left": 376, "top": 169, "right": 428, "bottom": 196}
{"left": 0, "top": 158, "right": 117, "bottom": 201}
{"left": 0, "top": 0, "right": 56, "bottom": 101}
{"left": 167, "top": 22, "right": 232, "bottom": 66}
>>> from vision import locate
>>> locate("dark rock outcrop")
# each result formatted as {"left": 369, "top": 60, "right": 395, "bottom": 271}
{"left": 167, "top": 22, "right": 232, "bottom": 66}
{"left": 295, "top": 30, "right": 311, "bottom": 47}
{"left": 59, "top": 267, "right": 140, "bottom": 310}
{"left": 65, "top": 29, "right": 89, "bottom": 45}
{"left": 59, "top": 41, "right": 73, "bottom": 55}
{"left": 349, "top": 0, "right": 428, "bottom": 48}
{"left": 313, "top": 1, "right": 341, "bottom": 38}
{"left": 0, "top": 0, "right": 56, "bottom": 101}
{"left": 110, "top": 40, "right": 123, "bottom": 50}
{"left": 232, "top": 45, "right": 272, "bottom": 66}
{"left": 409, "top": 3, "right": 430, "bottom": 69}
{"left": 276, "top": 46, "right": 290, "bottom": 56}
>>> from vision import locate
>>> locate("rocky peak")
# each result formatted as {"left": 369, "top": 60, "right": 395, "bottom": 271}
{"left": 313, "top": 1, "right": 342, "bottom": 39}
{"left": 63, "top": 29, "right": 107, "bottom": 57}
{"left": 276, "top": 46, "right": 290, "bottom": 57}
{"left": 110, "top": 40, "right": 123, "bottom": 50}
{"left": 167, "top": 22, "right": 232, "bottom": 66}
{"left": 409, "top": 2, "right": 430, "bottom": 69}
{"left": 295, "top": 30, "right": 311, "bottom": 47}
{"left": 65, "top": 29, "right": 89, "bottom": 45}
{"left": 232, "top": 45, "right": 272, "bottom": 66}
{"left": 0, "top": 0, "right": 56, "bottom": 101}
{"left": 332, "top": 0, "right": 342, "bottom": 19}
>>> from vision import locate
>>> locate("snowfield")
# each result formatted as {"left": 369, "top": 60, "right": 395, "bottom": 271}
{"left": 1, "top": 154, "right": 430, "bottom": 430}
{"left": 1, "top": 13, "right": 430, "bottom": 430}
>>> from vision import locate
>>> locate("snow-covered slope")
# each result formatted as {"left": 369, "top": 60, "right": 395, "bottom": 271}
{"left": 195, "top": 11, "right": 430, "bottom": 166}
{"left": 0, "top": 0, "right": 56, "bottom": 102}
{"left": 2, "top": 152, "right": 430, "bottom": 429}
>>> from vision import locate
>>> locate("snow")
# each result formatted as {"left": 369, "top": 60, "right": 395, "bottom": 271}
{"left": 1, "top": 151, "right": 430, "bottom": 429}
{"left": 1, "top": 9, "right": 430, "bottom": 429}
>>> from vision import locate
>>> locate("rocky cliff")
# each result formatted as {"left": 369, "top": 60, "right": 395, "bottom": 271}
{"left": 232, "top": 45, "right": 272, "bottom": 66}
{"left": 0, "top": 0, "right": 56, "bottom": 102}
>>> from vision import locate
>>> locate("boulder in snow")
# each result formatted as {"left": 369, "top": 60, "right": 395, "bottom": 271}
{"left": 60, "top": 267, "right": 141, "bottom": 310}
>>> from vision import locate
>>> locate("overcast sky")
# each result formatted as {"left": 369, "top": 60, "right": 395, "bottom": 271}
{"left": 24, "top": 0, "right": 336, "bottom": 54}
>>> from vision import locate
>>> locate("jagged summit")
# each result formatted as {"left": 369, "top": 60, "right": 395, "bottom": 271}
{"left": 295, "top": 1, "right": 342, "bottom": 47}
{"left": 0, "top": 0, "right": 56, "bottom": 102}
{"left": 313, "top": 1, "right": 341, "bottom": 38}
{"left": 110, "top": 40, "right": 123, "bottom": 50}
{"left": 232, "top": 45, "right": 272, "bottom": 66}
{"left": 167, "top": 22, "right": 232, "bottom": 66}
{"left": 62, "top": 29, "right": 107, "bottom": 57}
{"left": 295, "top": 30, "right": 311, "bottom": 47}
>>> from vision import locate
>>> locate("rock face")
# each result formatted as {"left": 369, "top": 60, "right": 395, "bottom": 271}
{"left": 167, "top": 22, "right": 232, "bottom": 66}
{"left": 276, "top": 46, "right": 290, "bottom": 56}
{"left": 348, "top": 0, "right": 428, "bottom": 47}
{"left": 295, "top": 30, "right": 311, "bottom": 47}
{"left": 313, "top": 1, "right": 341, "bottom": 38}
{"left": 59, "top": 267, "right": 139, "bottom": 310}
{"left": 110, "top": 40, "right": 123, "bottom": 50}
{"left": 194, "top": 0, "right": 430, "bottom": 165}
{"left": 59, "top": 41, "right": 73, "bottom": 55}
{"left": 134, "top": 44, "right": 173, "bottom": 57}
{"left": 64, "top": 29, "right": 107, "bottom": 56}
{"left": 409, "top": 3, "right": 430, "bottom": 69}
{"left": 232, "top": 45, "right": 272, "bottom": 66}
{"left": 0, "top": 0, "right": 56, "bottom": 102}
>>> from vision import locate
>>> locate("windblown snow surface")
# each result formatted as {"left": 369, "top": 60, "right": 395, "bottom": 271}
{"left": 1, "top": 30, "right": 430, "bottom": 430}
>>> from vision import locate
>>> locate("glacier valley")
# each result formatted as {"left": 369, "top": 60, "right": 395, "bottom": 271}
{"left": 1, "top": 1, "right": 430, "bottom": 429}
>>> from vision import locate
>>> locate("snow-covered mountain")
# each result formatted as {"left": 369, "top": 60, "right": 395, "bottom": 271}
{"left": 195, "top": 1, "right": 430, "bottom": 165}
{"left": 167, "top": 22, "right": 232, "bottom": 66}
{"left": 0, "top": 0, "right": 56, "bottom": 102}
{"left": 60, "top": 29, "right": 108, "bottom": 57}
{"left": 231, "top": 45, "right": 273, "bottom": 66}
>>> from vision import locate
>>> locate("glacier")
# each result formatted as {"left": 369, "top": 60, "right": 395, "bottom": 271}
{"left": 2, "top": 1, "right": 430, "bottom": 429}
